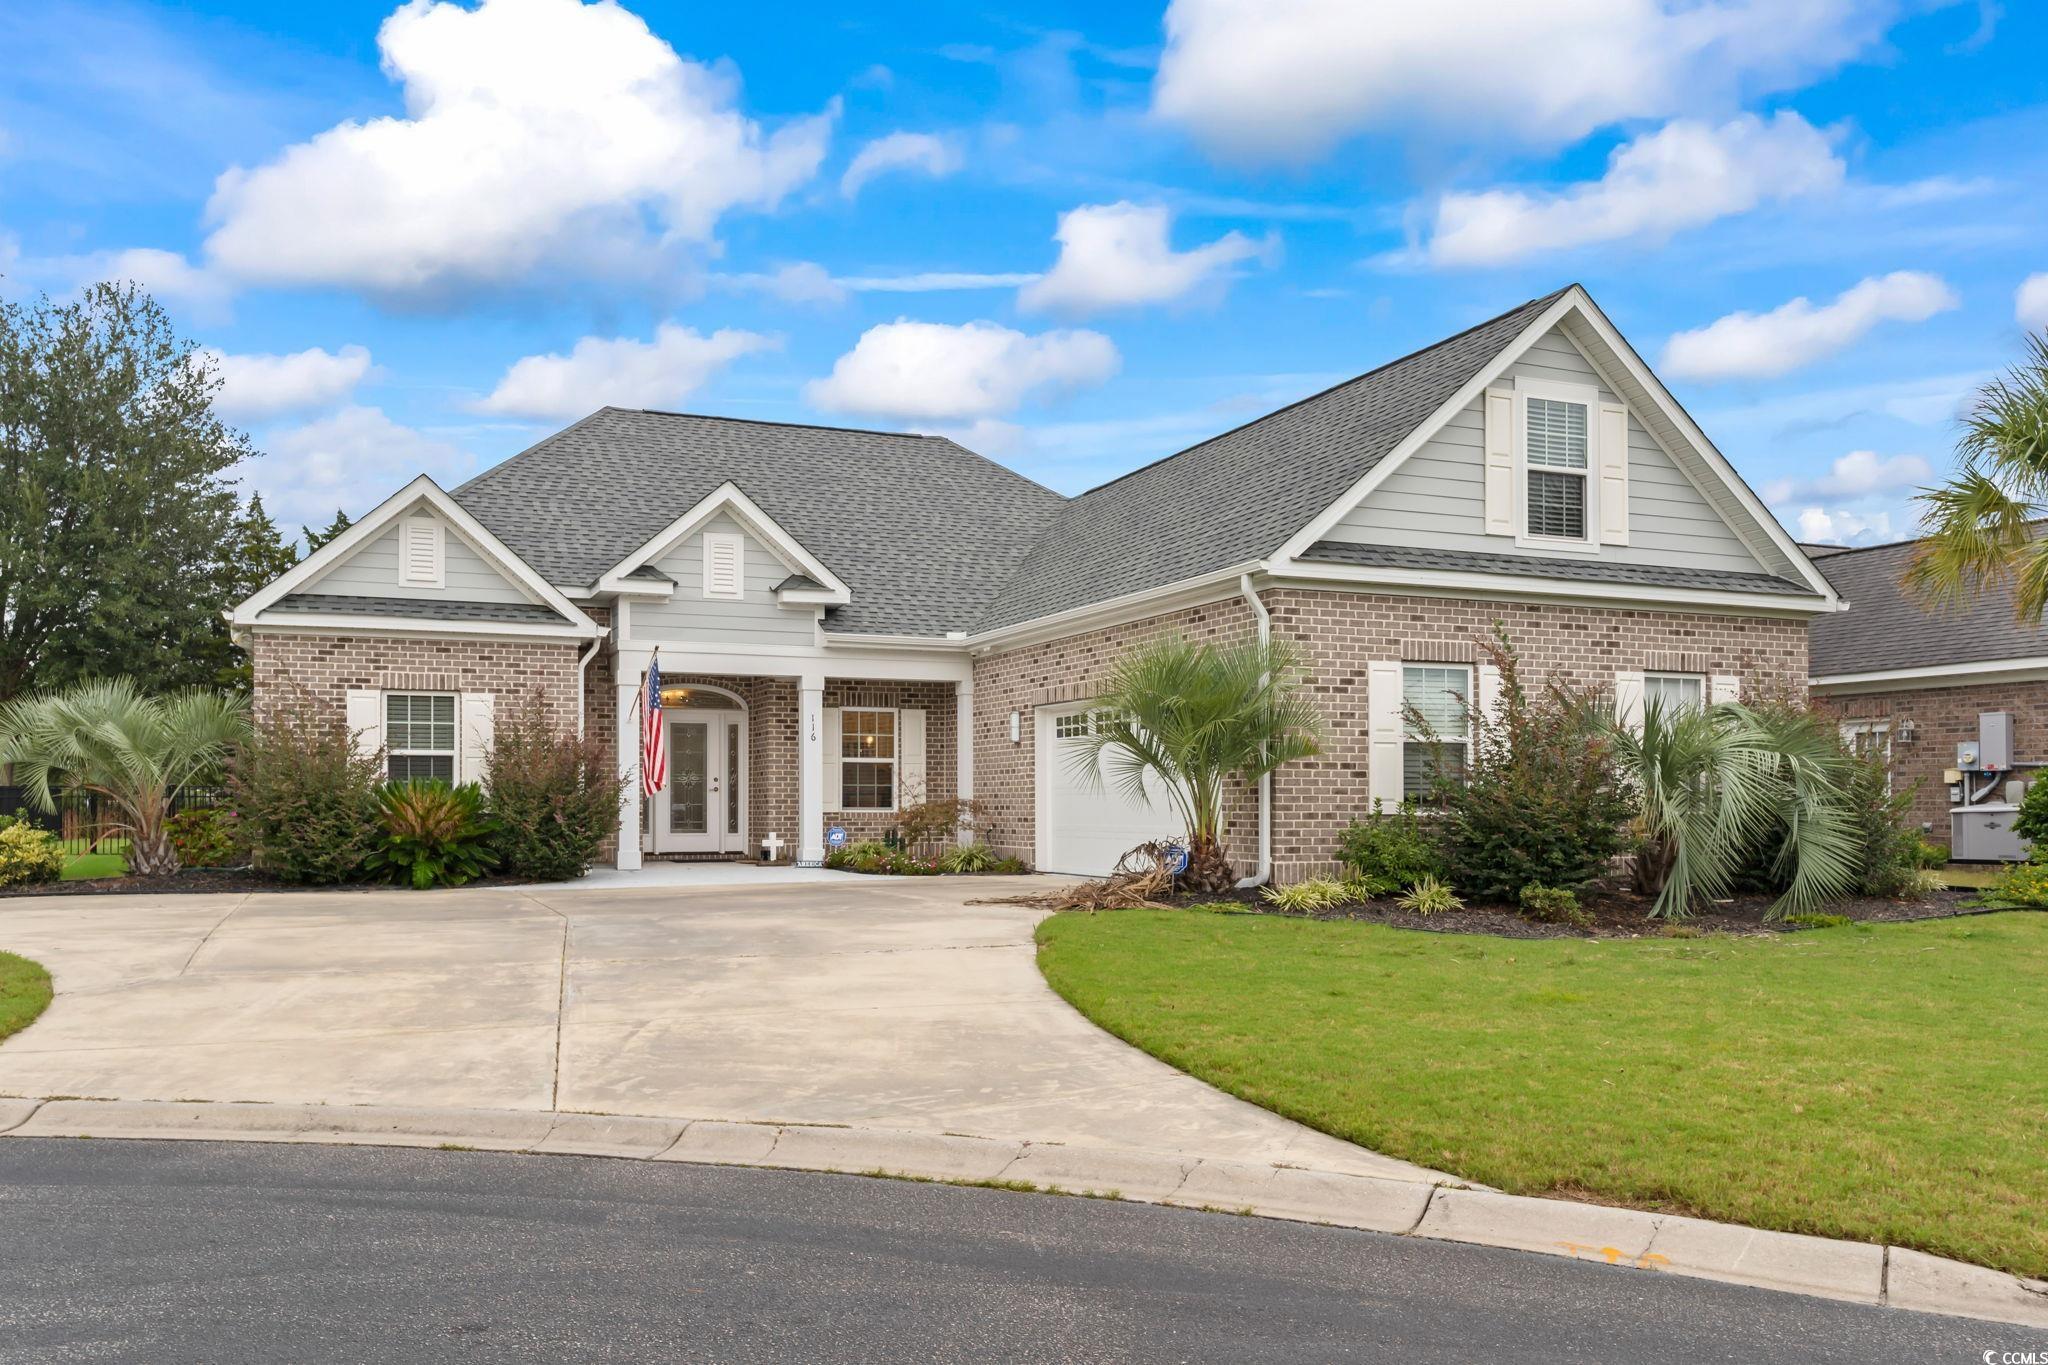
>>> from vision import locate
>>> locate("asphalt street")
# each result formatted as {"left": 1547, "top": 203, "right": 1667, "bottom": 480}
{"left": 0, "top": 1139, "right": 2032, "bottom": 1363}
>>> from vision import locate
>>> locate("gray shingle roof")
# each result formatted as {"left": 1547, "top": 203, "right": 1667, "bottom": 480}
{"left": 1300, "top": 541, "right": 1810, "bottom": 596}
{"left": 453, "top": 410, "right": 1066, "bottom": 637}
{"left": 1811, "top": 538, "right": 2048, "bottom": 675}
{"left": 971, "top": 289, "right": 1572, "bottom": 630}
{"left": 273, "top": 594, "right": 571, "bottom": 625}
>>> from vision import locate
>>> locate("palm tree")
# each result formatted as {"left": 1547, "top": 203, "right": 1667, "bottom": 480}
{"left": 1067, "top": 636, "right": 1324, "bottom": 892}
{"left": 1603, "top": 697, "right": 1860, "bottom": 920}
{"left": 0, "top": 679, "right": 249, "bottom": 876}
{"left": 1904, "top": 331, "right": 2048, "bottom": 616}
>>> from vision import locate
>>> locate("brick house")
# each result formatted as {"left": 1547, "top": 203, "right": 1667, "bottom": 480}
{"left": 231, "top": 284, "right": 1841, "bottom": 882}
{"left": 1807, "top": 538, "right": 2047, "bottom": 852}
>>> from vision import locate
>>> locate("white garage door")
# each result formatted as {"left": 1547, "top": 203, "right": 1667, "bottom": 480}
{"left": 1036, "top": 705, "right": 1181, "bottom": 877}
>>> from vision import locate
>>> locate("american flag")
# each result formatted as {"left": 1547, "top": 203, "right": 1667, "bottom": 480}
{"left": 641, "top": 654, "right": 667, "bottom": 797}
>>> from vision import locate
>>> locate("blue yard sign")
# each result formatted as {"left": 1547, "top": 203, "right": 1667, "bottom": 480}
{"left": 826, "top": 826, "right": 848, "bottom": 849}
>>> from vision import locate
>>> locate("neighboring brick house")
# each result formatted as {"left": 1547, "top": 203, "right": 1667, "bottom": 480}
{"left": 1806, "top": 539, "right": 2048, "bottom": 851}
{"left": 231, "top": 284, "right": 1841, "bottom": 881}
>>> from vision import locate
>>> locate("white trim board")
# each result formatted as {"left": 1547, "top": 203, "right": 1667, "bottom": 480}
{"left": 594, "top": 482, "right": 851, "bottom": 603}
{"left": 1810, "top": 658, "right": 2048, "bottom": 694}
{"left": 231, "top": 475, "right": 600, "bottom": 635}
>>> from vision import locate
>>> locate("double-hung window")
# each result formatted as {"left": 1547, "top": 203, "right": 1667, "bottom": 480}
{"left": 839, "top": 707, "right": 897, "bottom": 810}
{"left": 1518, "top": 379, "right": 1600, "bottom": 547}
{"left": 385, "top": 694, "right": 456, "bottom": 783}
{"left": 1402, "top": 664, "right": 1471, "bottom": 801}
{"left": 1644, "top": 673, "right": 1705, "bottom": 715}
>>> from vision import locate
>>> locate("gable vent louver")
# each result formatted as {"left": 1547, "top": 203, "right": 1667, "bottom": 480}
{"left": 399, "top": 518, "right": 444, "bottom": 587}
{"left": 703, "top": 532, "right": 743, "bottom": 600}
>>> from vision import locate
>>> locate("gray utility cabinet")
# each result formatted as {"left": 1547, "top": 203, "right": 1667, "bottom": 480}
{"left": 1952, "top": 804, "right": 2026, "bottom": 862}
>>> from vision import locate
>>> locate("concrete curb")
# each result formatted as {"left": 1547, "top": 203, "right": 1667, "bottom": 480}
{"left": 3, "top": 1097, "right": 2042, "bottom": 1330}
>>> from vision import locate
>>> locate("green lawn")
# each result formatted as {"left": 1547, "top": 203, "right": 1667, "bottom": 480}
{"left": 0, "top": 951, "right": 52, "bottom": 1045}
{"left": 1037, "top": 909, "right": 2048, "bottom": 1278}
{"left": 61, "top": 850, "right": 128, "bottom": 881}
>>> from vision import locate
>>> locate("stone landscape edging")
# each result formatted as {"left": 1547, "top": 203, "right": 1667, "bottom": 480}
{"left": 1, "top": 1095, "right": 2042, "bottom": 1330}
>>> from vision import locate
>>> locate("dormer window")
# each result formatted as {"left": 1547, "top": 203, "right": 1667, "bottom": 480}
{"left": 399, "top": 516, "right": 444, "bottom": 587}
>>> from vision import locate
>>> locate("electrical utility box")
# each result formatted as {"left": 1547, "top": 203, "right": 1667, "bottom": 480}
{"left": 1980, "top": 712, "right": 2015, "bottom": 771}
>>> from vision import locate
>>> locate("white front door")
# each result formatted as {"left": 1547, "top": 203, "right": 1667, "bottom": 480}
{"left": 652, "top": 710, "right": 747, "bottom": 854}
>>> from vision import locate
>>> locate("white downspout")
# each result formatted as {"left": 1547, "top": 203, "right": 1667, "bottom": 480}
{"left": 1235, "top": 572, "right": 1273, "bottom": 890}
{"left": 575, "top": 636, "right": 602, "bottom": 738}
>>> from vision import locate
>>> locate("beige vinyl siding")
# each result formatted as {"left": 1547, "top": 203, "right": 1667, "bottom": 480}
{"left": 301, "top": 514, "right": 536, "bottom": 604}
{"left": 630, "top": 514, "right": 818, "bottom": 647}
{"left": 1330, "top": 326, "right": 1765, "bottom": 575}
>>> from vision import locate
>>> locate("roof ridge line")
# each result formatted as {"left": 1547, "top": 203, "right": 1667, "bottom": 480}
{"left": 625, "top": 407, "right": 948, "bottom": 441}
{"left": 1059, "top": 285, "right": 1573, "bottom": 503}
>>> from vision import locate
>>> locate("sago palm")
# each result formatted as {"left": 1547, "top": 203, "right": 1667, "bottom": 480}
{"left": 1904, "top": 331, "right": 2048, "bottom": 617}
{"left": 1603, "top": 697, "right": 1860, "bottom": 920}
{"left": 1067, "top": 635, "right": 1324, "bottom": 892}
{"left": 0, "top": 678, "right": 249, "bottom": 876}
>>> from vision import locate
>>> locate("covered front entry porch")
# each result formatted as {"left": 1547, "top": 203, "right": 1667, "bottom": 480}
{"left": 607, "top": 648, "right": 974, "bottom": 870}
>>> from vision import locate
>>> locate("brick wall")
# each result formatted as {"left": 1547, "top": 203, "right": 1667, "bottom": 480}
{"left": 1813, "top": 678, "right": 2048, "bottom": 845}
{"left": 251, "top": 631, "right": 584, "bottom": 728}
{"left": 1263, "top": 589, "right": 1810, "bottom": 881}
{"left": 972, "top": 587, "right": 1811, "bottom": 881}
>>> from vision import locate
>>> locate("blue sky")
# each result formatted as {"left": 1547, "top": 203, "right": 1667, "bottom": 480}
{"left": 3, "top": 0, "right": 2044, "bottom": 547}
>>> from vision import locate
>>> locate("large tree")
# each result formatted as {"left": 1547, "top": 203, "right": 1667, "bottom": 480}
{"left": 1904, "top": 331, "right": 2048, "bottom": 617}
{"left": 0, "top": 283, "right": 274, "bottom": 699}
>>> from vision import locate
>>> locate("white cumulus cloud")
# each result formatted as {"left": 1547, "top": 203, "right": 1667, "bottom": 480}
{"left": 96, "top": 247, "right": 233, "bottom": 315}
{"left": 2018, "top": 273, "right": 2048, "bottom": 331}
{"left": 1019, "top": 202, "right": 1272, "bottom": 315}
{"left": 840, "top": 131, "right": 960, "bottom": 198}
{"left": 1662, "top": 271, "right": 1959, "bottom": 381}
{"left": 805, "top": 320, "right": 1119, "bottom": 422}
{"left": 1761, "top": 450, "right": 1934, "bottom": 505}
{"left": 476, "top": 323, "right": 776, "bottom": 420}
{"left": 202, "top": 345, "right": 373, "bottom": 419}
{"left": 254, "top": 406, "right": 473, "bottom": 530}
{"left": 1421, "top": 113, "right": 1843, "bottom": 267}
{"left": 1154, "top": 0, "right": 1909, "bottom": 161}
{"left": 202, "top": 0, "right": 833, "bottom": 296}
{"left": 1794, "top": 505, "right": 1897, "bottom": 546}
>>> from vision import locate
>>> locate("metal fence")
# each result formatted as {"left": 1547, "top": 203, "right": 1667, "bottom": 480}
{"left": 0, "top": 786, "right": 228, "bottom": 855}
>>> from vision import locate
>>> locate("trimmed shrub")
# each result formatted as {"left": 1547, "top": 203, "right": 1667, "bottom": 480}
{"left": 366, "top": 780, "right": 498, "bottom": 890}
{"left": 484, "top": 693, "right": 624, "bottom": 882}
{"left": 0, "top": 824, "right": 64, "bottom": 887}
{"left": 1444, "top": 631, "right": 1632, "bottom": 901}
{"left": 936, "top": 842, "right": 1026, "bottom": 875}
{"left": 166, "top": 808, "right": 241, "bottom": 868}
{"left": 231, "top": 689, "right": 382, "bottom": 884}
{"left": 1518, "top": 884, "right": 1591, "bottom": 928}
{"left": 1336, "top": 801, "right": 1442, "bottom": 888}
{"left": 2013, "top": 774, "right": 2048, "bottom": 847}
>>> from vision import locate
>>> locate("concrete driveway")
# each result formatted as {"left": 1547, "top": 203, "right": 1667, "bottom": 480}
{"left": 0, "top": 877, "right": 1434, "bottom": 1181}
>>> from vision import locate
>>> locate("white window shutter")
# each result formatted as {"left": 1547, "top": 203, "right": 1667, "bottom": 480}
{"left": 1483, "top": 389, "right": 1514, "bottom": 537}
{"left": 345, "top": 690, "right": 383, "bottom": 767}
{"left": 1615, "top": 671, "right": 1646, "bottom": 732}
{"left": 460, "top": 692, "right": 495, "bottom": 787}
{"left": 1598, "top": 402, "right": 1630, "bottom": 545}
{"left": 703, "top": 532, "right": 743, "bottom": 599}
{"left": 1710, "top": 674, "right": 1741, "bottom": 705}
{"left": 1475, "top": 663, "right": 1502, "bottom": 759}
{"left": 1367, "top": 661, "right": 1405, "bottom": 807}
{"left": 899, "top": 707, "right": 926, "bottom": 807}
{"left": 822, "top": 707, "right": 842, "bottom": 811}
{"left": 399, "top": 518, "right": 443, "bottom": 586}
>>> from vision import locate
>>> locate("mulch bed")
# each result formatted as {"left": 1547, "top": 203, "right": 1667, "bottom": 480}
{"left": 1137, "top": 884, "right": 1995, "bottom": 940}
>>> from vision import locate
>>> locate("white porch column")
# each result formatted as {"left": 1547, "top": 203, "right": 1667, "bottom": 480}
{"left": 954, "top": 678, "right": 975, "bottom": 846}
{"left": 615, "top": 677, "right": 643, "bottom": 870}
{"left": 798, "top": 675, "right": 826, "bottom": 866}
